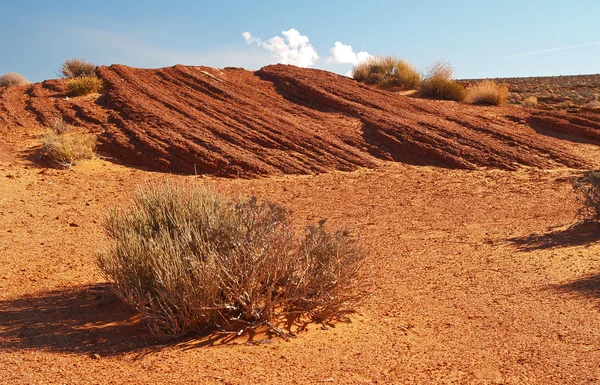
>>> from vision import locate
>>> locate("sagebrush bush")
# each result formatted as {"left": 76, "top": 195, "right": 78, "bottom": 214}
{"left": 50, "top": 117, "right": 70, "bottom": 135}
{"left": 465, "top": 80, "right": 509, "bottom": 105}
{"left": 0, "top": 72, "right": 30, "bottom": 86}
{"left": 352, "top": 56, "right": 420, "bottom": 89}
{"left": 96, "top": 183, "right": 365, "bottom": 338}
{"left": 573, "top": 170, "right": 600, "bottom": 221}
{"left": 42, "top": 132, "right": 96, "bottom": 167}
{"left": 67, "top": 75, "right": 103, "bottom": 96}
{"left": 419, "top": 60, "right": 466, "bottom": 101}
{"left": 522, "top": 96, "right": 538, "bottom": 107}
{"left": 60, "top": 58, "right": 96, "bottom": 78}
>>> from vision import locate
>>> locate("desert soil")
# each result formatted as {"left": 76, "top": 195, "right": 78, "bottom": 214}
{"left": 460, "top": 74, "right": 600, "bottom": 108}
{"left": 1, "top": 66, "right": 600, "bottom": 384}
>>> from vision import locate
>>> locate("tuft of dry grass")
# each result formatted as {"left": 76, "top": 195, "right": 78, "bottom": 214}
{"left": 96, "top": 183, "right": 365, "bottom": 339}
{"left": 352, "top": 56, "right": 420, "bottom": 89}
{"left": 556, "top": 100, "right": 575, "bottom": 109}
{"left": 521, "top": 96, "right": 538, "bottom": 107}
{"left": 42, "top": 132, "right": 96, "bottom": 167}
{"left": 0, "top": 72, "right": 30, "bottom": 86}
{"left": 60, "top": 58, "right": 97, "bottom": 79}
{"left": 50, "top": 117, "right": 71, "bottom": 135}
{"left": 465, "top": 80, "right": 509, "bottom": 106}
{"left": 419, "top": 60, "right": 466, "bottom": 101}
{"left": 425, "top": 60, "right": 454, "bottom": 81}
{"left": 583, "top": 100, "right": 600, "bottom": 110}
{"left": 67, "top": 76, "right": 104, "bottom": 96}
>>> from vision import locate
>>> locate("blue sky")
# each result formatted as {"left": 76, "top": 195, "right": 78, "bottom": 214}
{"left": 2, "top": 0, "right": 599, "bottom": 82}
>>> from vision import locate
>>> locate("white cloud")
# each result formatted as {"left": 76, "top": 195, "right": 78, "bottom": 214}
{"left": 327, "top": 41, "right": 372, "bottom": 65}
{"left": 241, "top": 28, "right": 319, "bottom": 67}
{"left": 242, "top": 32, "right": 260, "bottom": 45}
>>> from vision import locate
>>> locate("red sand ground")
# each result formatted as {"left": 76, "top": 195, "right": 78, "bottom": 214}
{"left": 1, "top": 65, "right": 600, "bottom": 384}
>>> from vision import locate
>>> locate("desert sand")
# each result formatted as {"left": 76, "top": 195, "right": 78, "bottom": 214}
{"left": 1, "top": 65, "right": 599, "bottom": 384}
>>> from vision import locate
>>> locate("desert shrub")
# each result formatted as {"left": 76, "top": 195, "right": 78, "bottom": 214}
{"left": 419, "top": 60, "right": 466, "bottom": 101}
{"left": 556, "top": 100, "right": 575, "bottom": 109}
{"left": 583, "top": 100, "right": 600, "bottom": 110}
{"left": 0, "top": 72, "right": 30, "bottom": 86}
{"left": 425, "top": 60, "right": 454, "bottom": 81}
{"left": 522, "top": 96, "right": 538, "bottom": 107}
{"left": 352, "top": 56, "right": 420, "bottom": 89}
{"left": 50, "top": 117, "right": 70, "bottom": 135}
{"left": 42, "top": 132, "right": 96, "bottom": 167}
{"left": 420, "top": 77, "right": 466, "bottom": 101}
{"left": 573, "top": 170, "right": 600, "bottom": 221}
{"left": 96, "top": 183, "right": 365, "bottom": 338}
{"left": 465, "top": 80, "right": 509, "bottom": 105}
{"left": 60, "top": 58, "right": 96, "bottom": 78}
{"left": 67, "top": 75, "right": 103, "bottom": 96}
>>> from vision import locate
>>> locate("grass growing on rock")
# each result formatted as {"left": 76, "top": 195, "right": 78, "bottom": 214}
{"left": 420, "top": 61, "right": 466, "bottom": 101}
{"left": 466, "top": 80, "right": 509, "bottom": 105}
{"left": 67, "top": 75, "right": 104, "bottom": 96}
{"left": 0, "top": 72, "right": 30, "bottom": 86}
{"left": 60, "top": 58, "right": 97, "bottom": 79}
{"left": 42, "top": 131, "right": 96, "bottom": 167}
{"left": 352, "top": 56, "right": 420, "bottom": 89}
{"left": 96, "top": 183, "right": 365, "bottom": 339}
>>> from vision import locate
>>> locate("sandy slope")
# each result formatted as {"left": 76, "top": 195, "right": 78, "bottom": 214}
{"left": 1, "top": 157, "right": 599, "bottom": 384}
{"left": 1, "top": 65, "right": 600, "bottom": 383}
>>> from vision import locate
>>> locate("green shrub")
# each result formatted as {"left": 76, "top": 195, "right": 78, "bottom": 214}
{"left": 96, "top": 183, "right": 365, "bottom": 338}
{"left": 0, "top": 72, "right": 30, "bottom": 86}
{"left": 466, "top": 80, "right": 509, "bottom": 105}
{"left": 42, "top": 132, "right": 96, "bottom": 167}
{"left": 67, "top": 75, "right": 103, "bottom": 96}
{"left": 60, "top": 58, "right": 96, "bottom": 78}
{"left": 419, "top": 60, "right": 466, "bottom": 101}
{"left": 352, "top": 56, "right": 420, "bottom": 89}
{"left": 573, "top": 170, "right": 600, "bottom": 221}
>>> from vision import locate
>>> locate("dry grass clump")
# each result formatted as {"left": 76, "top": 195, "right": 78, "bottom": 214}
{"left": 465, "top": 80, "right": 509, "bottom": 105}
{"left": 42, "top": 131, "right": 96, "bottom": 167}
{"left": 60, "top": 58, "right": 97, "bottom": 79}
{"left": 419, "top": 61, "right": 466, "bottom": 101}
{"left": 67, "top": 75, "right": 104, "bottom": 96}
{"left": 556, "top": 100, "right": 575, "bottom": 109}
{"left": 522, "top": 96, "right": 538, "bottom": 107}
{"left": 583, "top": 100, "right": 600, "bottom": 110}
{"left": 0, "top": 72, "right": 30, "bottom": 86}
{"left": 573, "top": 170, "right": 600, "bottom": 221}
{"left": 352, "top": 56, "right": 420, "bottom": 89}
{"left": 96, "top": 183, "right": 365, "bottom": 339}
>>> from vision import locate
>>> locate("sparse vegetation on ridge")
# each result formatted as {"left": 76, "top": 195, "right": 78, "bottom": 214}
{"left": 96, "top": 183, "right": 365, "bottom": 339}
{"left": 0, "top": 72, "right": 30, "bottom": 86}
{"left": 521, "top": 96, "right": 538, "bottom": 107}
{"left": 465, "top": 80, "right": 509, "bottom": 106}
{"left": 60, "top": 58, "right": 97, "bottom": 79}
{"left": 67, "top": 75, "right": 104, "bottom": 96}
{"left": 352, "top": 56, "right": 420, "bottom": 89}
{"left": 420, "top": 61, "right": 466, "bottom": 101}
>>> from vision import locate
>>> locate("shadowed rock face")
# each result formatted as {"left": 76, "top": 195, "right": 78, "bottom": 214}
{"left": 2, "top": 64, "right": 600, "bottom": 177}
